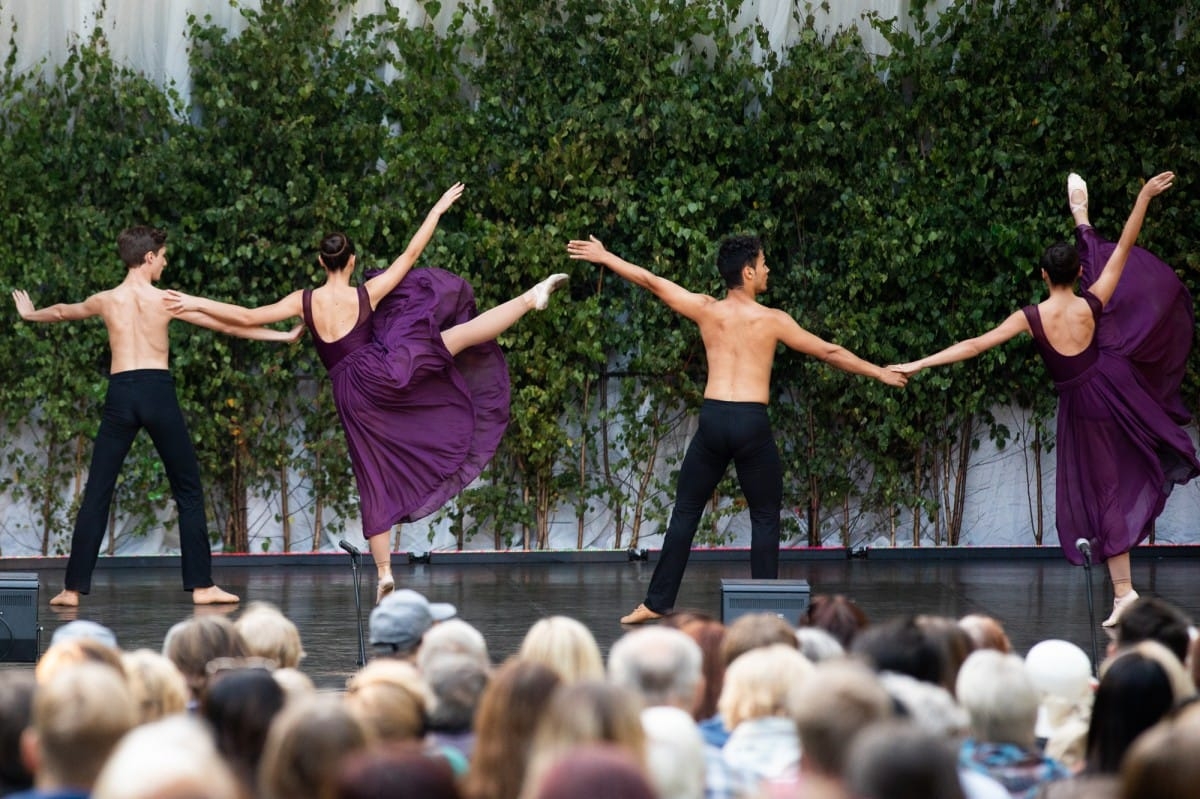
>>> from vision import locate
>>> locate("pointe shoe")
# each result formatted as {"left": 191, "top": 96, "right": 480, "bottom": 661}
{"left": 1068, "top": 173, "right": 1088, "bottom": 214}
{"left": 1102, "top": 588, "right": 1138, "bottom": 628}
{"left": 531, "top": 273, "right": 569, "bottom": 310}
{"left": 620, "top": 603, "right": 664, "bottom": 625}
{"left": 376, "top": 574, "right": 395, "bottom": 604}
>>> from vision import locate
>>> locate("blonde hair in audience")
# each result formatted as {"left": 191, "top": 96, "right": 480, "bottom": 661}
{"left": 235, "top": 601, "right": 306, "bottom": 668}
{"left": 121, "top": 648, "right": 189, "bottom": 723}
{"left": 518, "top": 616, "right": 605, "bottom": 683}
{"left": 93, "top": 715, "right": 241, "bottom": 799}
{"left": 718, "top": 643, "right": 813, "bottom": 730}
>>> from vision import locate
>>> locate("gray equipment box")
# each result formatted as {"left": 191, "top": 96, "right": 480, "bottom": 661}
{"left": 0, "top": 572, "right": 39, "bottom": 662}
{"left": 720, "top": 578, "right": 811, "bottom": 624}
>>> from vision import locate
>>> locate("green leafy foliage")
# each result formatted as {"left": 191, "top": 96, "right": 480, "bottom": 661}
{"left": 2, "top": 0, "right": 1197, "bottom": 551}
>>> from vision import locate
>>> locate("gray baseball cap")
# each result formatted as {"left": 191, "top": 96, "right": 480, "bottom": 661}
{"left": 368, "top": 589, "right": 457, "bottom": 652}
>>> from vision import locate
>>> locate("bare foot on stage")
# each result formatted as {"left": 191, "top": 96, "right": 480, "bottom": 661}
{"left": 193, "top": 585, "right": 241, "bottom": 605}
{"left": 49, "top": 589, "right": 80, "bottom": 607}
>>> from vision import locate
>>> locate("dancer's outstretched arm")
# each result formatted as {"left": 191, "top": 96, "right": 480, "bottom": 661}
{"left": 364, "top": 182, "right": 465, "bottom": 306}
{"left": 892, "top": 310, "right": 1029, "bottom": 376}
{"left": 164, "top": 288, "right": 305, "bottom": 327}
{"left": 12, "top": 289, "right": 101, "bottom": 322}
{"left": 1088, "top": 170, "right": 1173, "bottom": 307}
{"left": 174, "top": 310, "right": 305, "bottom": 343}
{"left": 566, "top": 235, "right": 712, "bottom": 322}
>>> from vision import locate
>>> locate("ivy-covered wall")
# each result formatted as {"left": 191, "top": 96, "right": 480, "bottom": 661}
{"left": 1, "top": 0, "right": 1197, "bottom": 556}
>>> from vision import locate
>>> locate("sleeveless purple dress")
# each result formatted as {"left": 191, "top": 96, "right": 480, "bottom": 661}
{"left": 303, "top": 267, "right": 510, "bottom": 538}
{"left": 1021, "top": 229, "right": 1198, "bottom": 565}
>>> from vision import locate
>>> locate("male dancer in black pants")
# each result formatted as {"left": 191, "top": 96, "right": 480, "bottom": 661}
{"left": 567, "top": 234, "right": 907, "bottom": 623}
{"left": 12, "top": 226, "right": 300, "bottom": 606}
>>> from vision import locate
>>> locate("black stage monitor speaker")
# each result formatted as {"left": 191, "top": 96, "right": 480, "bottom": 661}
{"left": 720, "top": 578, "right": 810, "bottom": 625}
{"left": 0, "top": 572, "right": 39, "bottom": 663}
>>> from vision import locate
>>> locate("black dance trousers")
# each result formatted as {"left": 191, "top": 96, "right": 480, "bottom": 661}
{"left": 64, "top": 370, "right": 214, "bottom": 593}
{"left": 643, "top": 399, "right": 782, "bottom": 613}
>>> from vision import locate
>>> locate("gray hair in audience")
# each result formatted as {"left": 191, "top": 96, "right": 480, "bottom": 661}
{"left": 424, "top": 651, "right": 491, "bottom": 731}
{"left": 956, "top": 649, "right": 1039, "bottom": 748}
{"left": 792, "top": 659, "right": 894, "bottom": 777}
{"left": 640, "top": 706, "right": 706, "bottom": 799}
{"left": 794, "top": 626, "right": 846, "bottom": 663}
{"left": 607, "top": 626, "right": 704, "bottom": 708}
{"left": 845, "top": 720, "right": 967, "bottom": 799}
{"left": 417, "top": 618, "right": 491, "bottom": 673}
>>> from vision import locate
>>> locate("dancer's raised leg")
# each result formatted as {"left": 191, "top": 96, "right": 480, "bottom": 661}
{"left": 368, "top": 532, "right": 395, "bottom": 604}
{"left": 441, "top": 274, "right": 567, "bottom": 356}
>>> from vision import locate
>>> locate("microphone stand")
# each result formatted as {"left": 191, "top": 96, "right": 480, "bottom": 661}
{"left": 1079, "top": 541, "right": 1099, "bottom": 676}
{"left": 340, "top": 540, "right": 368, "bottom": 667}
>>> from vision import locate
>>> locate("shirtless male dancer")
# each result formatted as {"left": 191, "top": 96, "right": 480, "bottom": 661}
{"left": 12, "top": 226, "right": 301, "bottom": 607}
{"left": 567, "top": 234, "right": 907, "bottom": 624}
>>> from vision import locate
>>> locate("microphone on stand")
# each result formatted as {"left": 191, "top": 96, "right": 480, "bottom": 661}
{"left": 1076, "top": 537, "right": 1099, "bottom": 675}
{"left": 1075, "top": 538, "right": 1092, "bottom": 565}
{"left": 339, "top": 539, "right": 368, "bottom": 666}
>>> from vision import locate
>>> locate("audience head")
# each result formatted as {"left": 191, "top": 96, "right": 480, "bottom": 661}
{"left": 915, "top": 614, "right": 974, "bottom": 695}
{"left": 851, "top": 615, "right": 944, "bottom": 686}
{"left": 235, "top": 601, "right": 306, "bottom": 668}
{"left": 720, "top": 612, "right": 798, "bottom": 668}
{"left": 272, "top": 666, "right": 317, "bottom": 702}
{"left": 162, "top": 614, "right": 249, "bottom": 699}
{"left": 957, "top": 613, "right": 1012, "bottom": 653}
{"left": 370, "top": 589, "right": 455, "bottom": 660}
{"left": 343, "top": 659, "right": 430, "bottom": 743}
{"left": 792, "top": 659, "right": 894, "bottom": 778}
{"left": 1112, "top": 595, "right": 1191, "bottom": 663}
{"left": 956, "top": 649, "right": 1040, "bottom": 749}
{"left": 34, "top": 636, "right": 124, "bottom": 685}
{"left": 878, "top": 671, "right": 970, "bottom": 740}
{"left": 639, "top": 706, "right": 706, "bottom": 799}
{"left": 607, "top": 626, "right": 703, "bottom": 710}
{"left": 1119, "top": 700, "right": 1200, "bottom": 799}
{"left": 0, "top": 670, "right": 35, "bottom": 794}
{"left": 1086, "top": 643, "right": 1180, "bottom": 775}
{"left": 668, "top": 616, "right": 726, "bottom": 720}
{"left": 23, "top": 661, "right": 137, "bottom": 791}
{"left": 49, "top": 619, "right": 118, "bottom": 650}
{"left": 794, "top": 626, "right": 846, "bottom": 662}
{"left": 519, "top": 615, "right": 605, "bottom": 683}
{"left": 464, "top": 657, "right": 563, "bottom": 799}
{"left": 526, "top": 743, "right": 656, "bottom": 799}
{"left": 92, "top": 715, "right": 241, "bottom": 799}
{"left": 423, "top": 651, "right": 490, "bottom": 734}
{"left": 844, "top": 720, "right": 967, "bottom": 799}
{"left": 258, "top": 694, "right": 373, "bottom": 799}
{"left": 797, "top": 594, "right": 869, "bottom": 649}
{"left": 417, "top": 618, "right": 491, "bottom": 673}
{"left": 201, "top": 664, "right": 287, "bottom": 790}
{"left": 334, "top": 741, "right": 462, "bottom": 799}
{"left": 718, "top": 643, "right": 812, "bottom": 730}
{"left": 121, "top": 648, "right": 190, "bottom": 723}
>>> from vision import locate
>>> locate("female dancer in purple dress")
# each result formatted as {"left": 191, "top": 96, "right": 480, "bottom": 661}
{"left": 894, "top": 171, "right": 1198, "bottom": 626}
{"left": 166, "top": 183, "right": 567, "bottom": 601}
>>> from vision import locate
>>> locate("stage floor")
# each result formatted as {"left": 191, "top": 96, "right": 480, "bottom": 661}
{"left": 3, "top": 550, "right": 1197, "bottom": 690}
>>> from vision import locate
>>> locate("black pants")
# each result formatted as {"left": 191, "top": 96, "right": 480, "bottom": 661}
{"left": 644, "top": 400, "right": 782, "bottom": 613}
{"left": 64, "top": 370, "right": 214, "bottom": 593}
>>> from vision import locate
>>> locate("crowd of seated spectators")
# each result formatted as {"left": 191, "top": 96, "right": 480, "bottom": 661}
{"left": 1, "top": 586, "right": 1198, "bottom": 799}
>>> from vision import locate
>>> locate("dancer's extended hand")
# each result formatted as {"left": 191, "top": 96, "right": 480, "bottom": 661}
{"left": 286, "top": 323, "right": 306, "bottom": 343}
{"left": 433, "top": 182, "right": 465, "bottom": 215}
{"left": 162, "top": 289, "right": 196, "bottom": 315}
{"left": 11, "top": 289, "right": 35, "bottom": 319}
{"left": 888, "top": 362, "right": 922, "bottom": 377}
{"left": 879, "top": 366, "right": 909, "bottom": 387}
{"left": 566, "top": 235, "right": 609, "bottom": 263}
{"left": 1141, "top": 171, "right": 1175, "bottom": 199}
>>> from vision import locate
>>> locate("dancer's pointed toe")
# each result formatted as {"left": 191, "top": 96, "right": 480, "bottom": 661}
{"left": 532, "top": 273, "right": 569, "bottom": 310}
{"left": 1102, "top": 588, "right": 1138, "bottom": 628}
{"left": 1068, "top": 173, "right": 1089, "bottom": 214}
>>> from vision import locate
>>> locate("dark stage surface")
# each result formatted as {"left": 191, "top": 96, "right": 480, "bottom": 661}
{"left": 3, "top": 548, "right": 1198, "bottom": 690}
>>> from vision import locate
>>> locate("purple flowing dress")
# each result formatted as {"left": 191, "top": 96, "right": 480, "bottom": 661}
{"left": 1021, "top": 226, "right": 1198, "bottom": 565}
{"left": 303, "top": 267, "right": 510, "bottom": 538}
